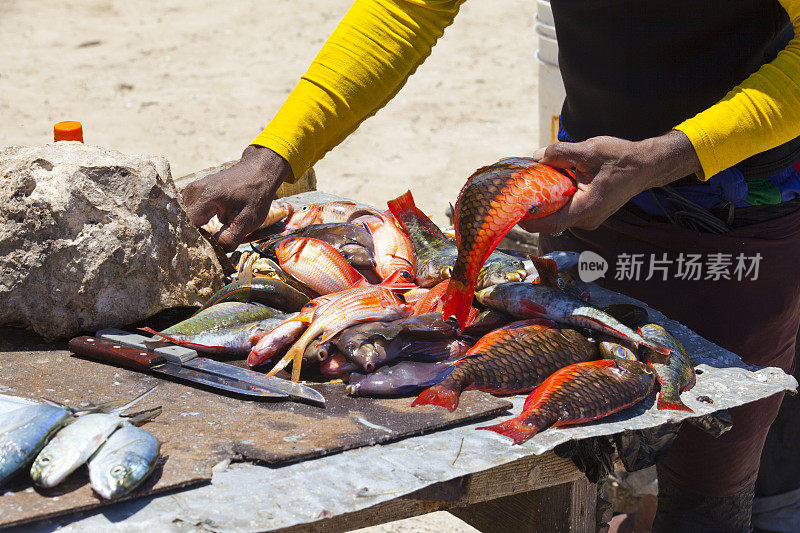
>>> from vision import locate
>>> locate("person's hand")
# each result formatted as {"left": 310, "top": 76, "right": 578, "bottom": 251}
{"left": 182, "top": 145, "right": 293, "bottom": 251}
{"left": 518, "top": 130, "right": 701, "bottom": 234}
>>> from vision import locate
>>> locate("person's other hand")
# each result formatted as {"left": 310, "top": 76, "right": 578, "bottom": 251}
{"left": 182, "top": 145, "right": 293, "bottom": 251}
{"left": 518, "top": 130, "right": 701, "bottom": 234}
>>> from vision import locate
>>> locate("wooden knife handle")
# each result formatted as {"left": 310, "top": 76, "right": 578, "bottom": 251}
{"left": 69, "top": 336, "right": 166, "bottom": 371}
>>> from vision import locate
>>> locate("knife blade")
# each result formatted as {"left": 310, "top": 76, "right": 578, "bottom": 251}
{"left": 96, "top": 329, "right": 326, "bottom": 406}
{"left": 68, "top": 336, "right": 287, "bottom": 399}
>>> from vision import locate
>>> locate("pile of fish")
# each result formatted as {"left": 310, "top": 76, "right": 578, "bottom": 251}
{"left": 148, "top": 156, "right": 697, "bottom": 444}
{"left": 0, "top": 389, "right": 162, "bottom": 499}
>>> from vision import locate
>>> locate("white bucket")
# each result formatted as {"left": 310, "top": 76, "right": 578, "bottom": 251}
{"left": 536, "top": 0, "right": 565, "bottom": 147}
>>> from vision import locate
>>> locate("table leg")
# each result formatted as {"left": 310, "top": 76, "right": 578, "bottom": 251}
{"left": 449, "top": 477, "right": 596, "bottom": 533}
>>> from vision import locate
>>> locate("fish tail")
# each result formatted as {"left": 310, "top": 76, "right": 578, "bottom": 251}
{"left": 441, "top": 278, "right": 472, "bottom": 329}
{"left": 645, "top": 340, "right": 672, "bottom": 356}
{"left": 123, "top": 406, "right": 163, "bottom": 426}
{"left": 387, "top": 191, "right": 418, "bottom": 230}
{"left": 476, "top": 419, "right": 540, "bottom": 445}
{"left": 657, "top": 394, "right": 694, "bottom": 413}
{"left": 411, "top": 385, "right": 460, "bottom": 412}
{"left": 111, "top": 386, "right": 159, "bottom": 414}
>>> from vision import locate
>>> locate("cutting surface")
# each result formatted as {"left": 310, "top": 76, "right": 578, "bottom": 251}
{"left": 0, "top": 328, "right": 510, "bottom": 528}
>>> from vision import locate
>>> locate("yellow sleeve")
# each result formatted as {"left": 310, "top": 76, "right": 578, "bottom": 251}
{"left": 251, "top": 0, "right": 463, "bottom": 182}
{"left": 675, "top": 0, "right": 800, "bottom": 179}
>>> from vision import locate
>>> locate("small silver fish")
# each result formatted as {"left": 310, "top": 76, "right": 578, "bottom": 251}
{"left": 31, "top": 389, "right": 160, "bottom": 488}
{"left": 88, "top": 424, "right": 160, "bottom": 500}
{"left": 0, "top": 404, "right": 73, "bottom": 487}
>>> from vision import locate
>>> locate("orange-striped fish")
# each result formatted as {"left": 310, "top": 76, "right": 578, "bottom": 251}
{"left": 412, "top": 319, "right": 598, "bottom": 411}
{"left": 477, "top": 358, "right": 655, "bottom": 444}
{"left": 441, "top": 158, "right": 576, "bottom": 327}
{"left": 357, "top": 212, "right": 415, "bottom": 282}
{"left": 284, "top": 201, "right": 376, "bottom": 232}
{"left": 403, "top": 287, "right": 430, "bottom": 307}
{"left": 274, "top": 237, "right": 368, "bottom": 295}
{"left": 266, "top": 287, "right": 414, "bottom": 381}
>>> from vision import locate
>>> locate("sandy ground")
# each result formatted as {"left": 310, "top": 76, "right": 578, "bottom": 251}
{"left": 0, "top": 0, "right": 539, "bottom": 226}
{"left": 1, "top": 0, "right": 538, "bottom": 529}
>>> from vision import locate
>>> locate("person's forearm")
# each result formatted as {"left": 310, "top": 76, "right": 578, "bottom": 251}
{"left": 252, "top": 0, "right": 464, "bottom": 182}
{"left": 639, "top": 130, "right": 702, "bottom": 188}
{"left": 675, "top": 0, "right": 800, "bottom": 179}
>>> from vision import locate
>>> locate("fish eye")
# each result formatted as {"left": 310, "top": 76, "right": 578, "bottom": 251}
{"left": 110, "top": 465, "right": 127, "bottom": 478}
{"left": 346, "top": 343, "right": 356, "bottom": 352}
{"left": 39, "top": 456, "right": 50, "bottom": 464}
{"left": 301, "top": 206, "right": 309, "bottom": 211}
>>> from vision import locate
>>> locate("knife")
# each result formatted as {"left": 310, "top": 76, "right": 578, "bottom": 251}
{"left": 96, "top": 329, "right": 325, "bottom": 406}
{"left": 69, "top": 335, "right": 325, "bottom": 407}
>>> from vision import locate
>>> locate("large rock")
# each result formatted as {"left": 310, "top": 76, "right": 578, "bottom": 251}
{"left": 0, "top": 143, "right": 224, "bottom": 339}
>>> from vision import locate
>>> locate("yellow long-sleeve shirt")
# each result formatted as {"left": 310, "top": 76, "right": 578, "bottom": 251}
{"left": 252, "top": 0, "right": 800, "bottom": 182}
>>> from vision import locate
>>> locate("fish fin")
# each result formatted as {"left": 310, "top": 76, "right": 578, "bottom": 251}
{"left": 248, "top": 331, "right": 269, "bottom": 345}
{"left": 411, "top": 385, "right": 460, "bottom": 412}
{"left": 657, "top": 395, "right": 694, "bottom": 413}
{"left": 476, "top": 419, "right": 540, "bottom": 445}
{"left": 681, "top": 377, "right": 697, "bottom": 392}
{"left": 109, "top": 386, "right": 159, "bottom": 414}
{"left": 387, "top": 191, "right": 416, "bottom": 229}
{"left": 387, "top": 189, "right": 441, "bottom": 238}
{"left": 377, "top": 270, "right": 417, "bottom": 289}
{"left": 123, "top": 406, "right": 163, "bottom": 425}
{"left": 531, "top": 257, "right": 560, "bottom": 289}
{"left": 440, "top": 279, "right": 472, "bottom": 330}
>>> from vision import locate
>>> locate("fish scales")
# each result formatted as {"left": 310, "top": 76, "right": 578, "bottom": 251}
{"left": 478, "top": 359, "right": 655, "bottom": 444}
{"left": 443, "top": 159, "right": 576, "bottom": 326}
{"left": 389, "top": 191, "right": 527, "bottom": 289}
{"left": 412, "top": 321, "right": 598, "bottom": 411}
{"left": 161, "top": 302, "right": 279, "bottom": 336}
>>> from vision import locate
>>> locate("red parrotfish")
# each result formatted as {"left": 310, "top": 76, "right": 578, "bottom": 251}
{"left": 412, "top": 319, "right": 599, "bottom": 411}
{"left": 638, "top": 323, "right": 696, "bottom": 412}
{"left": 477, "top": 358, "right": 655, "bottom": 444}
{"left": 441, "top": 158, "right": 576, "bottom": 327}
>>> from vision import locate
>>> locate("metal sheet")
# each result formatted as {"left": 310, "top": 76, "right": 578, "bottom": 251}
{"left": 14, "top": 285, "right": 797, "bottom": 532}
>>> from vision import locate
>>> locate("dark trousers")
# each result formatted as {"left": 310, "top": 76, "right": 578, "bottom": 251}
{"left": 539, "top": 205, "right": 800, "bottom": 529}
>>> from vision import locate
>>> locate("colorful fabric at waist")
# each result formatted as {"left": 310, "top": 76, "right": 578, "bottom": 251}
{"left": 557, "top": 124, "right": 800, "bottom": 217}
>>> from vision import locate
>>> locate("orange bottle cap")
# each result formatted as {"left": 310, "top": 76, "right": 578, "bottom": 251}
{"left": 54, "top": 121, "right": 83, "bottom": 142}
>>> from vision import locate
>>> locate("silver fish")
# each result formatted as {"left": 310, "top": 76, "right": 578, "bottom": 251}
{"left": 31, "top": 389, "right": 159, "bottom": 488}
{"left": 476, "top": 282, "right": 670, "bottom": 355}
{"left": 0, "top": 404, "right": 73, "bottom": 487}
{"left": 88, "top": 424, "right": 160, "bottom": 500}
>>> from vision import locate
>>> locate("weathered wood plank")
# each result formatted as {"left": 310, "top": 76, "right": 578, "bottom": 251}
{"left": 275, "top": 452, "right": 586, "bottom": 532}
{"left": 450, "top": 477, "right": 596, "bottom": 533}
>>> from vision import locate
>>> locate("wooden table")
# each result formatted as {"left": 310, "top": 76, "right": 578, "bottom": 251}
{"left": 276, "top": 453, "right": 596, "bottom": 533}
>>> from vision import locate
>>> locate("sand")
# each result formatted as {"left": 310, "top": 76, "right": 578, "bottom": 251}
{"left": 1, "top": 0, "right": 539, "bottom": 225}
{"left": 1, "top": 0, "right": 539, "bottom": 529}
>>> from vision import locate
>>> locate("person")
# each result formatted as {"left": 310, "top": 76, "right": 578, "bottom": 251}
{"left": 182, "top": 2, "right": 800, "bottom": 530}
